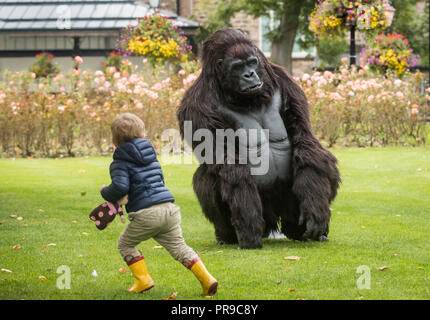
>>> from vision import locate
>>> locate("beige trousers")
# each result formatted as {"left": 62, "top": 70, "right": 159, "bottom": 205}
{"left": 117, "top": 202, "right": 198, "bottom": 265}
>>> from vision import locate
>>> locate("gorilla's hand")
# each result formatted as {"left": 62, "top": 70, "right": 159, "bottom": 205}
{"left": 298, "top": 209, "right": 329, "bottom": 241}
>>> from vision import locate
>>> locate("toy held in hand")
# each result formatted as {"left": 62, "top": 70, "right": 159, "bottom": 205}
{"left": 89, "top": 202, "right": 124, "bottom": 230}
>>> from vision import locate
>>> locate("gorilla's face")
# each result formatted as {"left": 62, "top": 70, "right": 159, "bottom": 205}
{"left": 217, "top": 46, "right": 264, "bottom": 96}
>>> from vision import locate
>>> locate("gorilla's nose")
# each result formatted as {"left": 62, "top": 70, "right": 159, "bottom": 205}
{"left": 243, "top": 71, "right": 256, "bottom": 79}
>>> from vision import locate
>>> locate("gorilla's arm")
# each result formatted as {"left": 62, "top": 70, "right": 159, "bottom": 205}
{"left": 273, "top": 65, "right": 341, "bottom": 240}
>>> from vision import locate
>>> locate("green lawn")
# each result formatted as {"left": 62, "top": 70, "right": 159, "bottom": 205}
{"left": 0, "top": 147, "right": 429, "bottom": 300}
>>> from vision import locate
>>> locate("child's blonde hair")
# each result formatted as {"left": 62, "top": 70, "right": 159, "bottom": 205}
{"left": 111, "top": 113, "right": 145, "bottom": 146}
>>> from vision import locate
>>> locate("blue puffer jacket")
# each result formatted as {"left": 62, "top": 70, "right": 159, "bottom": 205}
{"left": 101, "top": 138, "right": 174, "bottom": 213}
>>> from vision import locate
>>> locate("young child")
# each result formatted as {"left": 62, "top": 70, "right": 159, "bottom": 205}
{"left": 100, "top": 113, "right": 218, "bottom": 295}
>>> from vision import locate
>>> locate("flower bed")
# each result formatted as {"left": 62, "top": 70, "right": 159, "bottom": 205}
{"left": 0, "top": 60, "right": 199, "bottom": 157}
{"left": 299, "top": 62, "right": 429, "bottom": 147}
{"left": 0, "top": 58, "right": 428, "bottom": 158}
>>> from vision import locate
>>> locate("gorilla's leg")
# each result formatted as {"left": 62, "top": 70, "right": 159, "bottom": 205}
{"left": 218, "top": 165, "right": 265, "bottom": 249}
{"left": 193, "top": 165, "right": 238, "bottom": 245}
{"left": 260, "top": 192, "right": 282, "bottom": 238}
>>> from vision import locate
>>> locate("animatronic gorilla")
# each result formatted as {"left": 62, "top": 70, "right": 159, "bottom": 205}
{"left": 177, "top": 28, "right": 340, "bottom": 249}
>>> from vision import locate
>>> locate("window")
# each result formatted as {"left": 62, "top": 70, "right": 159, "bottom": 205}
{"left": 260, "top": 11, "right": 315, "bottom": 59}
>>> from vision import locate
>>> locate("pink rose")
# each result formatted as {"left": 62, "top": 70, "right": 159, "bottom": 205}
{"left": 396, "top": 91, "right": 404, "bottom": 99}
{"left": 151, "top": 82, "right": 163, "bottom": 91}
{"left": 74, "top": 56, "right": 83, "bottom": 64}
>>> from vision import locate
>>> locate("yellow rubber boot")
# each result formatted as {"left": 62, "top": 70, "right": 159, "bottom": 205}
{"left": 190, "top": 259, "right": 218, "bottom": 296}
{"left": 127, "top": 257, "right": 155, "bottom": 293}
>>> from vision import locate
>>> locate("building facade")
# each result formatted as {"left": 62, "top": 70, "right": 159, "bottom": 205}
{"left": 0, "top": 0, "right": 199, "bottom": 72}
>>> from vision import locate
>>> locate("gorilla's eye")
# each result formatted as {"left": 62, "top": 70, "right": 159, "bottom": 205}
{"left": 231, "top": 61, "right": 244, "bottom": 71}
{"left": 247, "top": 57, "right": 258, "bottom": 66}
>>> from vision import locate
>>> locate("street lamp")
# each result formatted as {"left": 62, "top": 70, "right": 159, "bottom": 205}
{"left": 382, "top": 1, "right": 396, "bottom": 27}
{"left": 349, "top": 0, "right": 395, "bottom": 66}
{"left": 148, "top": 0, "right": 160, "bottom": 15}
{"left": 149, "top": 0, "right": 160, "bottom": 9}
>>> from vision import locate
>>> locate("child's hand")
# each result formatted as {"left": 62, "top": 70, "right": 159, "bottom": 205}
{"left": 100, "top": 184, "right": 106, "bottom": 192}
{"left": 120, "top": 215, "right": 125, "bottom": 224}
{"left": 117, "top": 194, "right": 128, "bottom": 206}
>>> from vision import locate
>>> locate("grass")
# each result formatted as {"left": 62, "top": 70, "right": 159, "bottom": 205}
{"left": 0, "top": 147, "right": 429, "bottom": 300}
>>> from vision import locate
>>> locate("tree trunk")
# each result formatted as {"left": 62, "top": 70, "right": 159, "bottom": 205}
{"left": 270, "top": 3, "right": 301, "bottom": 74}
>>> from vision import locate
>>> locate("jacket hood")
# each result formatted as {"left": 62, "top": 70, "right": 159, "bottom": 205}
{"left": 113, "top": 138, "right": 155, "bottom": 166}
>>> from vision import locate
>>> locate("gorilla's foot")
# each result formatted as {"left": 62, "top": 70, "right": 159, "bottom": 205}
{"left": 318, "top": 235, "right": 328, "bottom": 242}
{"left": 216, "top": 240, "right": 237, "bottom": 245}
{"left": 237, "top": 237, "right": 263, "bottom": 249}
{"left": 300, "top": 235, "right": 328, "bottom": 242}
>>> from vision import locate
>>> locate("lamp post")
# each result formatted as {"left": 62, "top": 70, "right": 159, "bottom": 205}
{"left": 349, "top": 0, "right": 395, "bottom": 66}
{"left": 349, "top": 25, "right": 356, "bottom": 66}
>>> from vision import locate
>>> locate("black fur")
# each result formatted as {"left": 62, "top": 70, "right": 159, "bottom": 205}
{"left": 177, "top": 28, "right": 341, "bottom": 248}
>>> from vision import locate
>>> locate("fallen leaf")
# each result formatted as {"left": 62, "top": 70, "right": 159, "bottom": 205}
{"left": 9, "top": 214, "right": 17, "bottom": 218}
{"left": 82, "top": 232, "right": 89, "bottom": 236}
{"left": 377, "top": 266, "right": 390, "bottom": 271}
{"left": 361, "top": 225, "right": 366, "bottom": 229}
{"left": 39, "top": 275, "right": 47, "bottom": 282}
{"left": 16, "top": 217, "right": 23, "bottom": 221}
{"left": 1, "top": 268, "right": 12, "bottom": 273}
{"left": 38, "top": 209, "right": 45, "bottom": 213}
{"left": 153, "top": 245, "right": 163, "bottom": 249}
{"left": 289, "top": 289, "right": 296, "bottom": 293}
{"left": 43, "top": 243, "right": 56, "bottom": 250}
{"left": 118, "top": 267, "right": 127, "bottom": 274}
{"left": 12, "top": 244, "right": 22, "bottom": 250}
{"left": 417, "top": 266, "right": 424, "bottom": 270}
{"left": 392, "top": 253, "right": 398, "bottom": 256}
{"left": 216, "top": 250, "right": 223, "bottom": 254}
{"left": 395, "top": 214, "right": 401, "bottom": 217}
{"left": 276, "top": 280, "right": 282, "bottom": 285}
{"left": 78, "top": 169, "right": 87, "bottom": 174}
{"left": 282, "top": 265, "right": 292, "bottom": 268}
{"left": 205, "top": 295, "right": 213, "bottom": 299}
{"left": 162, "top": 291, "right": 178, "bottom": 300}
{"left": 296, "top": 298, "right": 305, "bottom": 300}
{"left": 72, "top": 220, "right": 78, "bottom": 224}
{"left": 284, "top": 256, "right": 300, "bottom": 261}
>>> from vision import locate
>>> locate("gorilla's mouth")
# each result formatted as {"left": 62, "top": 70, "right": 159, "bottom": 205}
{"left": 242, "top": 82, "right": 263, "bottom": 93}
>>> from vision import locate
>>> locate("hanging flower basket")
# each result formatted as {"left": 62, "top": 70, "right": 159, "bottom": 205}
{"left": 117, "top": 14, "right": 194, "bottom": 66}
{"left": 309, "top": 0, "right": 395, "bottom": 38}
{"left": 360, "top": 32, "right": 419, "bottom": 75}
